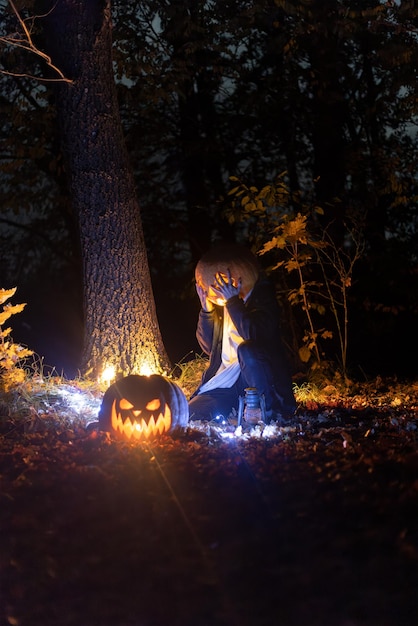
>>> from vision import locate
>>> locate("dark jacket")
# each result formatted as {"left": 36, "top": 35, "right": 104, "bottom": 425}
{"left": 195, "top": 273, "right": 289, "bottom": 388}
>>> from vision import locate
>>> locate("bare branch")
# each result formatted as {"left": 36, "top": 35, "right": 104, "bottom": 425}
{"left": 0, "top": 67, "right": 72, "bottom": 83}
{"left": 0, "top": 0, "right": 73, "bottom": 84}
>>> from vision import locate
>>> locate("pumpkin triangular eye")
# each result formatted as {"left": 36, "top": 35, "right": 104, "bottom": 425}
{"left": 119, "top": 398, "right": 134, "bottom": 410}
{"left": 146, "top": 398, "right": 161, "bottom": 411}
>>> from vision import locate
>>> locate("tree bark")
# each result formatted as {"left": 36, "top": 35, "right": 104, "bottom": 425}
{"left": 40, "top": 0, "right": 170, "bottom": 378}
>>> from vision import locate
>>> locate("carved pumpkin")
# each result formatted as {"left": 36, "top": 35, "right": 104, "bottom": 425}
{"left": 195, "top": 243, "right": 260, "bottom": 301}
{"left": 98, "top": 374, "right": 189, "bottom": 440}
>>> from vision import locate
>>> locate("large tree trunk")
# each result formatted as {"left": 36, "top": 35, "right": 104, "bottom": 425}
{"left": 40, "top": 0, "right": 170, "bottom": 378}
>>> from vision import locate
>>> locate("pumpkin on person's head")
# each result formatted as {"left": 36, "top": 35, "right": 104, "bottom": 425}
{"left": 98, "top": 374, "right": 189, "bottom": 440}
{"left": 195, "top": 243, "right": 260, "bottom": 301}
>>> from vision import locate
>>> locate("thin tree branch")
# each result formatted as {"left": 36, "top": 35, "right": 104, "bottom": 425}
{"left": 0, "top": 0, "right": 73, "bottom": 84}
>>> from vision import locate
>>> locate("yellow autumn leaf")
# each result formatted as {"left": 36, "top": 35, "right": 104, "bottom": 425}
{"left": 284, "top": 259, "right": 300, "bottom": 272}
{"left": 284, "top": 213, "right": 308, "bottom": 240}
{"left": 259, "top": 185, "right": 273, "bottom": 199}
{"left": 299, "top": 346, "right": 311, "bottom": 363}
{"left": 0, "top": 288, "right": 17, "bottom": 306}
{"left": 262, "top": 236, "right": 287, "bottom": 252}
{"left": 0, "top": 303, "right": 26, "bottom": 326}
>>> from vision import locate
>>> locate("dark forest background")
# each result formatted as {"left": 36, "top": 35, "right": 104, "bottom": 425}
{"left": 1, "top": 0, "right": 418, "bottom": 380}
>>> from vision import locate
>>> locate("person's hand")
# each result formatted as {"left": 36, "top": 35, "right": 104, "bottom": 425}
{"left": 211, "top": 269, "right": 242, "bottom": 303}
{"left": 196, "top": 283, "right": 214, "bottom": 312}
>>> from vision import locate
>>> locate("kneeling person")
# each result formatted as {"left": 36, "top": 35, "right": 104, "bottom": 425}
{"left": 188, "top": 243, "right": 296, "bottom": 423}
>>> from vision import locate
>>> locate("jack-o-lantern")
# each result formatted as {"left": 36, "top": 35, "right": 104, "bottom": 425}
{"left": 195, "top": 242, "right": 260, "bottom": 303}
{"left": 98, "top": 374, "right": 189, "bottom": 440}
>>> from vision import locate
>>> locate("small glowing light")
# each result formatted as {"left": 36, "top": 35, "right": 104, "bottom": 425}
{"left": 214, "top": 414, "right": 228, "bottom": 426}
{"left": 138, "top": 363, "right": 154, "bottom": 376}
{"left": 52, "top": 385, "right": 102, "bottom": 423}
{"left": 98, "top": 364, "right": 116, "bottom": 387}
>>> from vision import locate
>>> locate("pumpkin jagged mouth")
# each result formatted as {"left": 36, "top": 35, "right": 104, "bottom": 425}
{"left": 110, "top": 399, "right": 172, "bottom": 440}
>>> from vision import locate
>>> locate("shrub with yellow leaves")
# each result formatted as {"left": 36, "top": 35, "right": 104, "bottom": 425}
{"left": 0, "top": 288, "right": 33, "bottom": 393}
{"left": 227, "top": 173, "right": 364, "bottom": 383}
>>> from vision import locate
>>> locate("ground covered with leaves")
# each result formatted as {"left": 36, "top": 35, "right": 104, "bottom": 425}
{"left": 1, "top": 376, "right": 418, "bottom": 626}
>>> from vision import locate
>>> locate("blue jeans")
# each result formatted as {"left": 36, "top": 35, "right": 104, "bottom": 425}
{"left": 188, "top": 340, "right": 295, "bottom": 421}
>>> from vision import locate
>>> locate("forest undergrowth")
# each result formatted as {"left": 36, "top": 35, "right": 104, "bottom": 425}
{"left": 1, "top": 354, "right": 418, "bottom": 626}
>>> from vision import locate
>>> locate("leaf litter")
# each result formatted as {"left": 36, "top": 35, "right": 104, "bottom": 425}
{"left": 1, "top": 375, "right": 418, "bottom": 626}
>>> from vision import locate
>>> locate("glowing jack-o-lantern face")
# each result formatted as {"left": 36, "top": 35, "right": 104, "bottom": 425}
{"left": 99, "top": 374, "right": 189, "bottom": 441}
{"left": 111, "top": 394, "right": 172, "bottom": 439}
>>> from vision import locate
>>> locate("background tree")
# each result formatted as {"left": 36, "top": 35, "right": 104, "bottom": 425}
{"left": 37, "top": 0, "right": 170, "bottom": 378}
{"left": 0, "top": 0, "right": 172, "bottom": 377}
{"left": 224, "top": 0, "right": 418, "bottom": 375}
